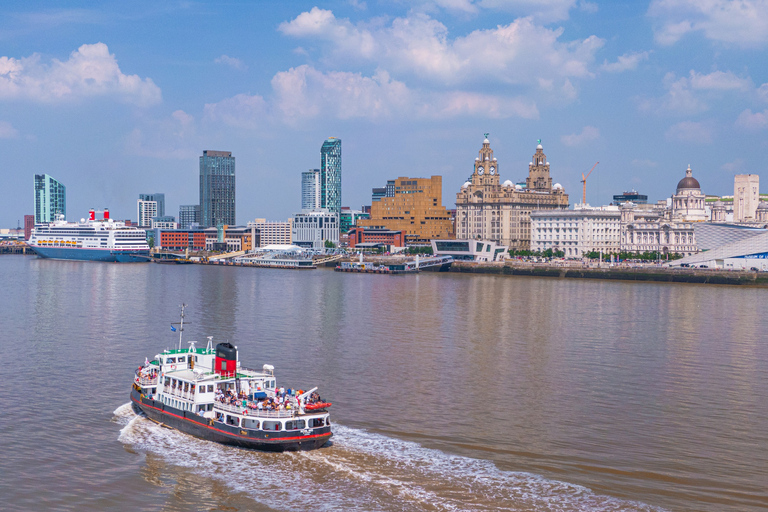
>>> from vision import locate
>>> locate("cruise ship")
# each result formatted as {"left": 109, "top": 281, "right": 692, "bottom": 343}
{"left": 28, "top": 209, "right": 150, "bottom": 262}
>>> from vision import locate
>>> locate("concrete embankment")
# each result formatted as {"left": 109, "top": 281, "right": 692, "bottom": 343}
{"left": 450, "top": 261, "right": 768, "bottom": 286}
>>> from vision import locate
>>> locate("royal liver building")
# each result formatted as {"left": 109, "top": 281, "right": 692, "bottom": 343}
{"left": 455, "top": 136, "right": 569, "bottom": 250}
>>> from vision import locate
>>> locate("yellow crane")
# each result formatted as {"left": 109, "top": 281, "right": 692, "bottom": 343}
{"left": 580, "top": 162, "right": 599, "bottom": 205}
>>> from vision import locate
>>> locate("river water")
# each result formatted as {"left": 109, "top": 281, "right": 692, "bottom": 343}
{"left": 1, "top": 255, "right": 766, "bottom": 511}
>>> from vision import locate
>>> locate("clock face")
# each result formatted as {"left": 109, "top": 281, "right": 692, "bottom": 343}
{"left": 490, "top": 166, "right": 496, "bottom": 175}
{"left": 478, "top": 166, "right": 485, "bottom": 175}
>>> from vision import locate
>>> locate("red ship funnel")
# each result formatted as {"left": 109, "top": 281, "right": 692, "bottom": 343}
{"left": 89, "top": 209, "right": 95, "bottom": 221}
{"left": 104, "top": 208, "right": 109, "bottom": 220}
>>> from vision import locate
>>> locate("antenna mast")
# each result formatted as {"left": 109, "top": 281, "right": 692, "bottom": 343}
{"left": 177, "top": 304, "right": 186, "bottom": 350}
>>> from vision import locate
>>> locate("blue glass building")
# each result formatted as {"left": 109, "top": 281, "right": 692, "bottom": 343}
{"left": 320, "top": 138, "right": 341, "bottom": 215}
{"left": 199, "top": 150, "right": 235, "bottom": 227}
{"left": 34, "top": 174, "right": 66, "bottom": 223}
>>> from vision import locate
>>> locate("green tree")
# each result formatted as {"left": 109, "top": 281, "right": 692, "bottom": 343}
{"left": 324, "top": 240, "right": 336, "bottom": 248}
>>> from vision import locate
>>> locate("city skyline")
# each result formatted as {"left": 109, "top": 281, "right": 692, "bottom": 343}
{"left": 2, "top": 1, "right": 768, "bottom": 226}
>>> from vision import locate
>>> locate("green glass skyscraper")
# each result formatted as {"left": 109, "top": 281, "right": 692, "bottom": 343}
{"left": 34, "top": 174, "right": 66, "bottom": 223}
{"left": 320, "top": 138, "right": 341, "bottom": 215}
{"left": 199, "top": 150, "right": 235, "bottom": 228}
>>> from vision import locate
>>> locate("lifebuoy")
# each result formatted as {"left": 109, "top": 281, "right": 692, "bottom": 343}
{"left": 170, "top": 364, "right": 176, "bottom": 370}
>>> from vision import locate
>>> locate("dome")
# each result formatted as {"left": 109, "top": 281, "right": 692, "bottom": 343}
{"left": 759, "top": 202, "right": 768, "bottom": 210}
{"left": 475, "top": 157, "right": 480, "bottom": 161}
{"left": 553, "top": 183, "right": 563, "bottom": 190}
{"left": 676, "top": 165, "right": 700, "bottom": 191}
{"left": 484, "top": 138, "right": 489, "bottom": 144}
{"left": 503, "top": 180, "right": 513, "bottom": 187}
{"left": 484, "top": 156, "right": 489, "bottom": 160}
{"left": 462, "top": 181, "right": 471, "bottom": 189}
{"left": 537, "top": 144, "right": 543, "bottom": 150}
{"left": 546, "top": 162, "right": 550, "bottom": 166}
{"left": 515, "top": 184, "right": 523, "bottom": 190}
{"left": 493, "top": 157, "right": 497, "bottom": 161}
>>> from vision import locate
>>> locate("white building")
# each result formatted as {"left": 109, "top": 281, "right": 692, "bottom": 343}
{"left": 531, "top": 206, "right": 621, "bottom": 258}
{"left": 671, "top": 165, "right": 707, "bottom": 222}
{"left": 292, "top": 210, "right": 339, "bottom": 249}
{"left": 137, "top": 200, "right": 158, "bottom": 228}
{"left": 734, "top": 174, "right": 760, "bottom": 222}
{"left": 151, "top": 216, "right": 178, "bottom": 229}
{"left": 431, "top": 239, "right": 508, "bottom": 262}
{"left": 249, "top": 218, "right": 292, "bottom": 247}
{"left": 301, "top": 169, "right": 321, "bottom": 211}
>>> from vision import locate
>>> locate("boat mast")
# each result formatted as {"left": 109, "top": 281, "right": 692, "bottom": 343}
{"left": 177, "top": 304, "right": 186, "bottom": 350}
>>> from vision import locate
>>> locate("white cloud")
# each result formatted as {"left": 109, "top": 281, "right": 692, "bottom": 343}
{"left": 433, "top": 0, "right": 478, "bottom": 14}
{"left": 203, "top": 93, "right": 268, "bottom": 130}
{"left": 0, "top": 43, "right": 161, "bottom": 106}
{"left": 601, "top": 51, "right": 649, "bottom": 72}
{"left": 648, "top": 0, "right": 768, "bottom": 47}
{"left": 215, "top": 55, "right": 246, "bottom": 70}
{"left": 579, "top": 0, "right": 598, "bottom": 13}
{"left": 736, "top": 108, "right": 768, "bottom": 129}
{"left": 204, "top": 64, "right": 539, "bottom": 127}
{"left": 757, "top": 82, "right": 768, "bottom": 102}
{"left": 279, "top": 9, "right": 604, "bottom": 89}
{"left": 477, "top": 0, "right": 577, "bottom": 21}
{"left": 0, "top": 120, "right": 18, "bottom": 138}
{"left": 665, "top": 120, "right": 713, "bottom": 143}
{"left": 641, "top": 70, "right": 752, "bottom": 115}
{"left": 721, "top": 158, "right": 744, "bottom": 172}
{"left": 561, "top": 125, "right": 599, "bottom": 146}
{"left": 125, "top": 110, "right": 199, "bottom": 159}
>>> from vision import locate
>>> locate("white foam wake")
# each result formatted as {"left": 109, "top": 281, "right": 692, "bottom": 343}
{"left": 114, "top": 406, "right": 666, "bottom": 511}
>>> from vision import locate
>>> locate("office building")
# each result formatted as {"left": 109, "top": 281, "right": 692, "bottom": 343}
{"left": 34, "top": 174, "right": 66, "bottom": 223}
{"left": 455, "top": 138, "right": 569, "bottom": 250}
{"left": 178, "top": 205, "right": 200, "bottom": 229}
{"left": 249, "top": 218, "right": 293, "bottom": 247}
{"left": 200, "top": 150, "right": 236, "bottom": 227}
{"left": 613, "top": 190, "right": 648, "bottom": 205}
{"left": 734, "top": 174, "right": 760, "bottom": 222}
{"left": 358, "top": 176, "right": 453, "bottom": 242}
{"left": 151, "top": 216, "right": 178, "bottom": 229}
{"left": 137, "top": 199, "right": 158, "bottom": 228}
{"left": 372, "top": 180, "right": 395, "bottom": 203}
{"left": 347, "top": 227, "right": 404, "bottom": 249}
{"left": 320, "top": 138, "right": 341, "bottom": 215}
{"left": 292, "top": 210, "right": 339, "bottom": 249}
{"left": 139, "top": 193, "right": 165, "bottom": 217}
{"left": 531, "top": 206, "right": 621, "bottom": 258}
{"left": 340, "top": 208, "right": 369, "bottom": 234}
{"left": 301, "top": 169, "right": 321, "bottom": 211}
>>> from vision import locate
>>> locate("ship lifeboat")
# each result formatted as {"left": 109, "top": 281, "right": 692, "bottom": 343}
{"left": 304, "top": 402, "right": 332, "bottom": 411}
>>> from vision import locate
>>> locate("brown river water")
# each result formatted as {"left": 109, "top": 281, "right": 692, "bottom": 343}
{"left": 0, "top": 255, "right": 766, "bottom": 511}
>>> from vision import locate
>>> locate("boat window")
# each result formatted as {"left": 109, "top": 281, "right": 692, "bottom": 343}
{"left": 310, "top": 418, "right": 325, "bottom": 428}
{"left": 226, "top": 415, "right": 239, "bottom": 427}
{"left": 286, "top": 420, "right": 306, "bottom": 430}
{"left": 263, "top": 421, "right": 281, "bottom": 431}
{"left": 207, "top": 385, "right": 214, "bottom": 393}
{"left": 167, "top": 357, "right": 176, "bottom": 364}
{"left": 243, "top": 418, "right": 260, "bottom": 429}
{"left": 178, "top": 356, "right": 186, "bottom": 363}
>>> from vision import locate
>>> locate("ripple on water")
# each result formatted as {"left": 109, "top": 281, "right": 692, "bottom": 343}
{"left": 114, "top": 404, "right": 667, "bottom": 512}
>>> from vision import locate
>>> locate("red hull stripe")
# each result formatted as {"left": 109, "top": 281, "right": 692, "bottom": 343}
{"left": 131, "top": 396, "right": 331, "bottom": 442}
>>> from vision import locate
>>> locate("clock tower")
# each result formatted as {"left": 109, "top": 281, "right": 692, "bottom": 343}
{"left": 526, "top": 141, "right": 553, "bottom": 192}
{"left": 471, "top": 134, "right": 500, "bottom": 186}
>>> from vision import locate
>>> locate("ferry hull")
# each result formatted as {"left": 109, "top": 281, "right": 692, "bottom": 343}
{"left": 130, "top": 389, "right": 332, "bottom": 452}
{"left": 33, "top": 246, "right": 151, "bottom": 263}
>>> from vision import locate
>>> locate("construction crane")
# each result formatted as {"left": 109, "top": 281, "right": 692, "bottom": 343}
{"left": 580, "top": 162, "right": 599, "bottom": 205}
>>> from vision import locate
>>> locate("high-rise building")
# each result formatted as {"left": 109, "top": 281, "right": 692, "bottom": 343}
{"left": 358, "top": 176, "right": 453, "bottom": 241}
{"left": 455, "top": 137, "right": 569, "bottom": 250}
{"left": 320, "top": 138, "right": 341, "bottom": 215}
{"left": 372, "top": 180, "right": 395, "bottom": 203}
{"left": 179, "top": 205, "right": 201, "bottom": 229}
{"left": 292, "top": 210, "right": 339, "bottom": 249}
{"left": 139, "top": 193, "right": 165, "bottom": 217}
{"left": 734, "top": 174, "right": 760, "bottom": 222}
{"left": 137, "top": 199, "right": 158, "bottom": 227}
{"left": 302, "top": 169, "right": 321, "bottom": 211}
{"left": 199, "top": 150, "right": 236, "bottom": 227}
{"left": 34, "top": 174, "right": 66, "bottom": 223}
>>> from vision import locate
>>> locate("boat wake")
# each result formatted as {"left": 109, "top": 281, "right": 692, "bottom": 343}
{"left": 114, "top": 404, "right": 666, "bottom": 511}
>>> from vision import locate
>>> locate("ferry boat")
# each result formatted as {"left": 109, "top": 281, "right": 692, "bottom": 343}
{"left": 130, "top": 307, "right": 332, "bottom": 451}
{"left": 28, "top": 209, "right": 150, "bottom": 262}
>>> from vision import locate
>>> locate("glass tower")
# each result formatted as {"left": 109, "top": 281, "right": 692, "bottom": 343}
{"left": 199, "top": 150, "right": 236, "bottom": 227}
{"left": 178, "top": 204, "right": 201, "bottom": 229}
{"left": 301, "top": 169, "right": 321, "bottom": 211}
{"left": 320, "top": 138, "right": 341, "bottom": 215}
{"left": 139, "top": 193, "right": 165, "bottom": 217}
{"left": 34, "top": 174, "right": 66, "bottom": 223}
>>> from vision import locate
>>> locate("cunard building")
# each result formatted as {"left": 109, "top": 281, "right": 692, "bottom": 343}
{"left": 455, "top": 137, "right": 569, "bottom": 250}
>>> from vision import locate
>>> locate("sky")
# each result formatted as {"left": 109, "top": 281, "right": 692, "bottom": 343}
{"left": 2, "top": 0, "right": 768, "bottom": 227}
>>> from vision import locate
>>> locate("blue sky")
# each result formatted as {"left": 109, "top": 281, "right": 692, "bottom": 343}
{"left": 2, "top": 0, "right": 768, "bottom": 226}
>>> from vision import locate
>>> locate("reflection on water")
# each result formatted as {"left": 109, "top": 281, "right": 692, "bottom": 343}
{"left": 0, "top": 256, "right": 767, "bottom": 511}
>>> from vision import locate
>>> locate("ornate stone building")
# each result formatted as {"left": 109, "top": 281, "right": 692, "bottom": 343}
{"left": 455, "top": 137, "right": 569, "bottom": 250}
{"left": 620, "top": 165, "right": 705, "bottom": 256}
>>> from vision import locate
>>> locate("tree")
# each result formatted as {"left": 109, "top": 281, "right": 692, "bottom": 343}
{"left": 324, "top": 240, "right": 336, "bottom": 248}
